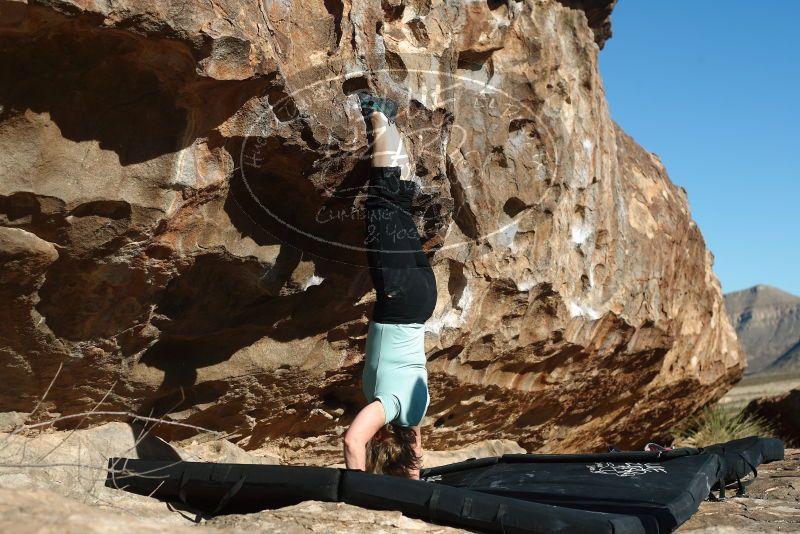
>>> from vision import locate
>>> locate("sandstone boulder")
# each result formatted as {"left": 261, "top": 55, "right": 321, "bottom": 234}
{"left": 0, "top": 0, "right": 743, "bottom": 465}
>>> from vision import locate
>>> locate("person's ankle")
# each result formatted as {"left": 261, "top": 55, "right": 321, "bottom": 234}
{"left": 369, "top": 110, "right": 390, "bottom": 126}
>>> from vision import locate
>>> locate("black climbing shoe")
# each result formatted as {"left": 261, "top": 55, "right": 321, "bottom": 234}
{"left": 354, "top": 90, "right": 399, "bottom": 124}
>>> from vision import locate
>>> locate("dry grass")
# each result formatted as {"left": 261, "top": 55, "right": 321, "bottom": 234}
{"left": 668, "top": 403, "right": 777, "bottom": 448}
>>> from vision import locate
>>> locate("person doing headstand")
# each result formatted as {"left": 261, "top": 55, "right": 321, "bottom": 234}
{"left": 343, "top": 92, "right": 438, "bottom": 480}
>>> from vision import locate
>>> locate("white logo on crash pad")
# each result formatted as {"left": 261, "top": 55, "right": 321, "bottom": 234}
{"left": 587, "top": 462, "right": 667, "bottom": 477}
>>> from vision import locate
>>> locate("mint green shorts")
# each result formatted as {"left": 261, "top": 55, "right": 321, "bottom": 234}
{"left": 362, "top": 320, "right": 430, "bottom": 427}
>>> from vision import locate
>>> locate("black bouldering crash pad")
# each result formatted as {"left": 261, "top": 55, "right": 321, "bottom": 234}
{"left": 106, "top": 435, "right": 783, "bottom": 534}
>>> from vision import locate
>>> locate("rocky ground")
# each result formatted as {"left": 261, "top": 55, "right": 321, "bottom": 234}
{"left": 0, "top": 422, "right": 797, "bottom": 533}
{"left": 678, "top": 448, "right": 800, "bottom": 533}
{"left": 0, "top": 488, "right": 469, "bottom": 534}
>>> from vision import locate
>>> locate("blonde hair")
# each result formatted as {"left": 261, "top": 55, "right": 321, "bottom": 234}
{"left": 365, "top": 423, "right": 421, "bottom": 478}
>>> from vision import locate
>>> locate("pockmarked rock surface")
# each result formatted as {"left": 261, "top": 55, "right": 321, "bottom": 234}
{"left": 0, "top": 0, "right": 743, "bottom": 464}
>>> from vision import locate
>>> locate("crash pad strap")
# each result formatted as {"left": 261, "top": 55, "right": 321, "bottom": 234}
{"left": 735, "top": 450, "right": 759, "bottom": 480}
{"left": 178, "top": 466, "right": 190, "bottom": 504}
{"left": 733, "top": 450, "right": 759, "bottom": 497}
{"left": 496, "top": 503, "right": 508, "bottom": 534}
{"left": 176, "top": 465, "right": 246, "bottom": 515}
{"left": 210, "top": 473, "right": 247, "bottom": 515}
{"left": 428, "top": 487, "right": 441, "bottom": 521}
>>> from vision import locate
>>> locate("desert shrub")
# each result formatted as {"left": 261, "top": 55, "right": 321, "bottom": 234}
{"left": 668, "top": 403, "right": 776, "bottom": 448}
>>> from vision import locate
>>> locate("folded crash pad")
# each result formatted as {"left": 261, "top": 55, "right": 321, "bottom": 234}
{"left": 106, "top": 457, "right": 645, "bottom": 534}
{"left": 106, "top": 435, "right": 783, "bottom": 534}
{"left": 698, "top": 435, "right": 784, "bottom": 494}
{"left": 421, "top": 435, "right": 784, "bottom": 534}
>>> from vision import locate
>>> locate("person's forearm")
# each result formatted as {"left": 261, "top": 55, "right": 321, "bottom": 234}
{"left": 410, "top": 428, "right": 423, "bottom": 479}
{"left": 415, "top": 442, "right": 423, "bottom": 476}
{"left": 408, "top": 449, "right": 422, "bottom": 478}
{"left": 344, "top": 440, "right": 366, "bottom": 471}
{"left": 409, "top": 466, "right": 420, "bottom": 480}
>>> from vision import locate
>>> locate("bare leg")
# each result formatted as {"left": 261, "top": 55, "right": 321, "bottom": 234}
{"left": 369, "top": 111, "right": 412, "bottom": 180}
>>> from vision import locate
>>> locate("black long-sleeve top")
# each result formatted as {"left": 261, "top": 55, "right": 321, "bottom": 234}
{"left": 364, "top": 166, "right": 437, "bottom": 324}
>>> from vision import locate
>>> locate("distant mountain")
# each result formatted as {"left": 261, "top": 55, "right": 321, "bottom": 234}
{"left": 725, "top": 285, "right": 800, "bottom": 375}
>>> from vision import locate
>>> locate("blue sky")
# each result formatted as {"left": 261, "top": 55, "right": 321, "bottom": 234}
{"left": 599, "top": 1, "right": 799, "bottom": 296}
